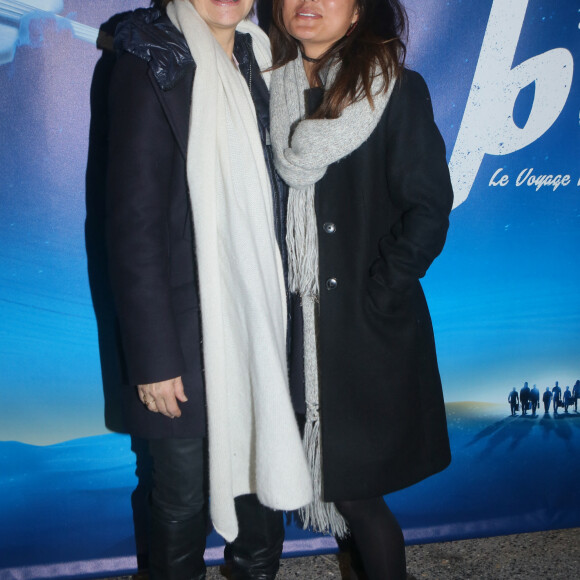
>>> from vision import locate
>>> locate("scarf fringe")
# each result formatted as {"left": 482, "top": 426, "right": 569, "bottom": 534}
{"left": 299, "top": 295, "right": 349, "bottom": 538}
{"left": 299, "top": 413, "right": 350, "bottom": 538}
{"left": 287, "top": 186, "right": 319, "bottom": 296}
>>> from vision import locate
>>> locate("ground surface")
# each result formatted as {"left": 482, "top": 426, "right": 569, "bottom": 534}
{"left": 105, "top": 527, "right": 580, "bottom": 579}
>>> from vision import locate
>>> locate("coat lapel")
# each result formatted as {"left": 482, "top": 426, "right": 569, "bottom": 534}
{"left": 148, "top": 66, "right": 195, "bottom": 160}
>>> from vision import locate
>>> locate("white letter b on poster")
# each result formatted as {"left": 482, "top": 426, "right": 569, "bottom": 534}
{"left": 449, "top": 0, "right": 574, "bottom": 208}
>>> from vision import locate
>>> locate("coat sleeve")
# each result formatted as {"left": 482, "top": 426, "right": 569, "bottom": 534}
{"left": 106, "top": 52, "right": 186, "bottom": 386}
{"left": 371, "top": 69, "right": 453, "bottom": 293}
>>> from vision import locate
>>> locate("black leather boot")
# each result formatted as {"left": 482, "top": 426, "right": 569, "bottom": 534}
{"left": 149, "top": 506, "right": 207, "bottom": 580}
{"left": 147, "top": 438, "right": 208, "bottom": 580}
{"left": 225, "top": 494, "right": 285, "bottom": 580}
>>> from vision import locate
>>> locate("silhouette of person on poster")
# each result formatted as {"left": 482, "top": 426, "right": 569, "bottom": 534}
{"left": 520, "top": 382, "right": 531, "bottom": 415}
{"left": 573, "top": 380, "right": 580, "bottom": 412}
{"left": 530, "top": 384, "right": 540, "bottom": 416}
{"left": 552, "top": 381, "right": 562, "bottom": 413}
{"left": 563, "top": 386, "right": 572, "bottom": 413}
{"left": 508, "top": 388, "right": 519, "bottom": 416}
{"left": 543, "top": 387, "right": 552, "bottom": 413}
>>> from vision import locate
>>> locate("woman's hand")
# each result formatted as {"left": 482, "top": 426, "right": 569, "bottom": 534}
{"left": 138, "top": 377, "right": 188, "bottom": 419}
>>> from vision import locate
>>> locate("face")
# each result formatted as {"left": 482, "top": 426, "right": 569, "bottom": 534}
{"left": 190, "top": 0, "right": 254, "bottom": 38}
{"left": 282, "top": 0, "right": 359, "bottom": 58}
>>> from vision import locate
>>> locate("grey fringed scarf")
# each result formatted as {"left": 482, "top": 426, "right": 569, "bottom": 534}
{"left": 270, "top": 54, "right": 396, "bottom": 538}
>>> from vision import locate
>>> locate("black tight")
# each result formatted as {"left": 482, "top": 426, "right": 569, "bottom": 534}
{"left": 335, "top": 497, "right": 406, "bottom": 580}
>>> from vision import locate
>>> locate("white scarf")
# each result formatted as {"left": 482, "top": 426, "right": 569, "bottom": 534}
{"left": 270, "top": 54, "right": 395, "bottom": 537}
{"left": 166, "top": 0, "right": 312, "bottom": 543}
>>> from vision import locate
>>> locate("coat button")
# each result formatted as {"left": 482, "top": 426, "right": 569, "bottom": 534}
{"left": 323, "top": 222, "right": 336, "bottom": 234}
{"left": 326, "top": 277, "right": 338, "bottom": 290}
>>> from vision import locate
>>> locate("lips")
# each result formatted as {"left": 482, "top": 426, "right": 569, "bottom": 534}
{"left": 296, "top": 10, "right": 321, "bottom": 18}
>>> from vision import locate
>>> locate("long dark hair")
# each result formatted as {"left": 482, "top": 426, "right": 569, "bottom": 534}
{"left": 270, "top": 0, "right": 408, "bottom": 119}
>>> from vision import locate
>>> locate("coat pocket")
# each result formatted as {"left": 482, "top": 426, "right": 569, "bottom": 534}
{"left": 365, "top": 275, "right": 410, "bottom": 317}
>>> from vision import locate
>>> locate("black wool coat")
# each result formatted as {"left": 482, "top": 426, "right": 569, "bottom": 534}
{"left": 310, "top": 70, "right": 453, "bottom": 501}
{"left": 105, "top": 9, "right": 286, "bottom": 439}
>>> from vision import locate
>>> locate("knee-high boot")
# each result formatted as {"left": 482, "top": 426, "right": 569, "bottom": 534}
{"left": 147, "top": 438, "right": 208, "bottom": 580}
{"left": 149, "top": 504, "right": 207, "bottom": 580}
{"left": 225, "top": 495, "right": 285, "bottom": 580}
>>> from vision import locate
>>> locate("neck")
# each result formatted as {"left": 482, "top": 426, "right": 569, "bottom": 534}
{"left": 301, "top": 61, "right": 316, "bottom": 88}
{"left": 210, "top": 28, "right": 236, "bottom": 58}
{"left": 301, "top": 56, "right": 323, "bottom": 88}
{"left": 300, "top": 51, "right": 321, "bottom": 64}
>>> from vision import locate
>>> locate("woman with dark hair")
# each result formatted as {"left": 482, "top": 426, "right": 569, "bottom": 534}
{"left": 106, "top": 0, "right": 312, "bottom": 578}
{"left": 269, "top": 0, "right": 453, "bottom": 577}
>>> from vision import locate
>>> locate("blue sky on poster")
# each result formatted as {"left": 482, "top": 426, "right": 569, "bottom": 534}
{"left": 0, "top": 0, "right": 578, "bottom": 444}
{"left": 407, "top": 0, "right": 579, "bottom": 407}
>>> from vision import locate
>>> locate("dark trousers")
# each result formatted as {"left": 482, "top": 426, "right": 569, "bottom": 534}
{"left": 148, "top": 438, "right": 284, "bottom": 580}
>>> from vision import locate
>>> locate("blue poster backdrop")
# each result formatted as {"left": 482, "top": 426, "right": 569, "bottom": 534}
{"left": 0, "top": 0, "right": 578, "bottom": 578}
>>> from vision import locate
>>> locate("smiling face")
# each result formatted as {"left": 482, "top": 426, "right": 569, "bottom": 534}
{"left": 282, "top": 0, "right": 359, "bottom": 59}
{"left": 189, "top": 0, "right": 254, "bottom": 46}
